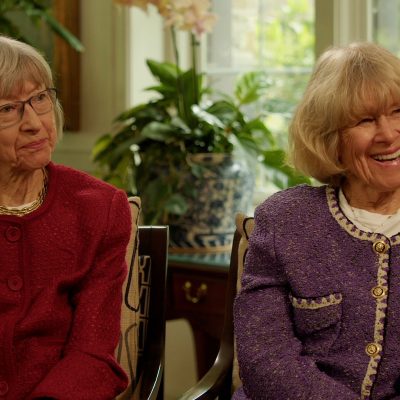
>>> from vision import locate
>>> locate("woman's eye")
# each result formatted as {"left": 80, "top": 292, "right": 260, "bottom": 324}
{"left": 0, "top": 104, "right": 18, "bottom": 114}
{"left": 33, "top": 93, "right": 47, "bottom": 102}
{"left": 391, "top": 107, "right": 400, "bottom": 117}
{"left": 357, "top": 117, "right": 375, "bottom": 126}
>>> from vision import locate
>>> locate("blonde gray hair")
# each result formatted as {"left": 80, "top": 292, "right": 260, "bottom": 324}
{"left": 0, "top": 35, "right": 64, "bottom": 137}
{"left": 288, "top": 42, "right": 400, "bottom": 185}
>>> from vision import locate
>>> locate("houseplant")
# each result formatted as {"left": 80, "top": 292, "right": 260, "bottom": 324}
{"left": 0, "top": 1, "right": 83, "bottom": 52}
{"left": 93, "top": 0, "right": 310, "bottom": 250}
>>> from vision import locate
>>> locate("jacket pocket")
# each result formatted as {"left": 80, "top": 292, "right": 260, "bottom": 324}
{"left": 289, "top": 293, "right": 343, "bottom": 355}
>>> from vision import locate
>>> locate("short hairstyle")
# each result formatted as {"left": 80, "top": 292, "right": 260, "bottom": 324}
{"left": 287, "top": 42, "right": 400, "bottom": 186}
{"left": 0, "top": 35, "right": 64, "bottom": 138}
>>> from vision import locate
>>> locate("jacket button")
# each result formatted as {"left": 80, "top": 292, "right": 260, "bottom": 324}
{"left": 365, "top": 342, "right": 381, "bottom": 357}
{"left": 371, "top": 286, "right": 386, "bottom": 298}
{"left": 5, "top": 226, "right": 21, "bottom": 242}
{"left": 8, "top": 275, "right": 23, "bottom": 291}
{"left": 373, "top": 241, "right": 388, "bottom": 254}
{"left": 0, "top": 380, "right": 8, "bottom": 395}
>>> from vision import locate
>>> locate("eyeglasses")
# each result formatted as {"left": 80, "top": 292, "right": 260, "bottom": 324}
{"left": 0, "top": 88, "right": 57, "bottom": 128}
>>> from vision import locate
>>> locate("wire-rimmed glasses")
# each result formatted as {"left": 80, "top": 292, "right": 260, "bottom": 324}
{"left": 0, "top": 88, "right": 57, "bottom": 129}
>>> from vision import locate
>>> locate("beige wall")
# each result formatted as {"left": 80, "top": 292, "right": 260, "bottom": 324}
{"left": 53, "top": 0, "right": 164, "bottom": 173}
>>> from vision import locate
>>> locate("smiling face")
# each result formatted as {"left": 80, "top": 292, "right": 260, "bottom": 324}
{"left": 0, "top": 81, "right": 57, "bottom": 175}
{"left": 340, "top": 99, "right": 400, "bottom": 203}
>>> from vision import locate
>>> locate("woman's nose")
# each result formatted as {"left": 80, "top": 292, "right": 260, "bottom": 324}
{"left": 20, "top": 103, "right": 42, "bottom": 131}
{"left": 376, "top": 114, "right": 400, "bottom": 142}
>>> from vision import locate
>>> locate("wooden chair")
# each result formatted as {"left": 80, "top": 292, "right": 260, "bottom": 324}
{"left": 116, "top": 197, "right": 169, "bottom": 400}
{"left": 179, "top": 213, "right": 254, "bottom": 400}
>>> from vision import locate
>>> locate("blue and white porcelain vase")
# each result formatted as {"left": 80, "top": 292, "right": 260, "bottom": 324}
{"left": 169, "top": 153, "right": 254, "bottom": 252}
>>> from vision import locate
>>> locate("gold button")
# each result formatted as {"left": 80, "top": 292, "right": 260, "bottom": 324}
{"left": 365, "top": 342, "right": 381, "bottom": 357}
{"left": 371, "top": 286, "right": 385, "bottom": 298}
{"left": 373, "top": 241, "right": 387, "bottom": 254}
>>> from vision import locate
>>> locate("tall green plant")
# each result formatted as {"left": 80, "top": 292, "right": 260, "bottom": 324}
{"left": 93, "top": 62, "right": 310, "bottom": 224}
{"left": 93, "top": 0, "right": 311, "bottom": 224}
{"left": 0, "top": 0, "right": 83, "bottom": 52}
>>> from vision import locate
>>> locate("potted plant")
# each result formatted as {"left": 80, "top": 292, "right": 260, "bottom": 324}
{"left": 93, "top": 0, "right": 310, "bottom": 251}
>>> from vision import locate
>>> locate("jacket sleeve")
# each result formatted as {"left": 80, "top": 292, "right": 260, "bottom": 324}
{"left": 29, "top": 190, "right": 131, "bottom": 400}
{"left": 233, "top": 204, "right": 358, "bottom": 400}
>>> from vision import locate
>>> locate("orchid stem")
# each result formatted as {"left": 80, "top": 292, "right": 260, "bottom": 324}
{"left": 191, "top": 34, "right": 199, "bottom": 105}
{"left": 171, "top": 27, "right": 186, "bottom": 121}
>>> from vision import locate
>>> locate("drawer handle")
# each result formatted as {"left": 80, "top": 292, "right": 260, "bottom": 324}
{"left": 183, "top": 281, "right": 208, "bottom": 304}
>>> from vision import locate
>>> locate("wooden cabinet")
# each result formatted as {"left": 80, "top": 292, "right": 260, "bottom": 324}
{"left": 167, "top": 253, "right": 230, "bottom": 378}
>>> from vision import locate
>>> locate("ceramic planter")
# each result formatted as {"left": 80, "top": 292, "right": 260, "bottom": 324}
{"left": 168, "top": 153, "right": 254, "bottom": 253}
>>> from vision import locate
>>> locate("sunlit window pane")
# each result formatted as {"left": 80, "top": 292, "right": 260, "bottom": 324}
{"left": 206, "top": 0, "right": 315, "bottom": 195}
{"left": 372, "top": 0, "right": 400, "bottom": 56}
{"left": 207, "top": 0, "right": 314, "bottom": 133}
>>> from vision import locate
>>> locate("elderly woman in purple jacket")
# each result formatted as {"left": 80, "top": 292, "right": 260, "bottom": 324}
{"left": 234, "top": 42, "right": 400, "bottom": 400}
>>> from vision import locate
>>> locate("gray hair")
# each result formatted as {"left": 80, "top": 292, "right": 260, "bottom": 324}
{"left": 0, "top": 35, "right": 64, "bottom": 137}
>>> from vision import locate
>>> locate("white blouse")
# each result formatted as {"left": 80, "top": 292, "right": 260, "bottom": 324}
{"left": 339, "top": 188, "right": 400, "bottom": 236}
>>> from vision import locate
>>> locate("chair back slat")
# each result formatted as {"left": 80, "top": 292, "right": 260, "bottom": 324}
{"left": 116, "top": 195, "right": 168, "bottom": 400}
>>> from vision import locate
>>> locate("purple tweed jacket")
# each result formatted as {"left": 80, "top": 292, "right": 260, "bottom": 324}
{"left": 233, "top": 184, "right": 400, "bottom": 400}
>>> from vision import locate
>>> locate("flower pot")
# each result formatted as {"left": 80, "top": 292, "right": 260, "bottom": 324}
{"left": 168, "top": 153, "right": 254, "bottom": 253}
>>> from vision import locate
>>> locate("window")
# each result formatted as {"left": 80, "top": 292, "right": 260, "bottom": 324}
{"left": 207, "top": 0, "right": 314, "bottom": 143}
{"left": 206, "top": 0, "right": 315, "bottom": 196}
{"left": 372, "top": 0, "right": 400, "bottom": 54}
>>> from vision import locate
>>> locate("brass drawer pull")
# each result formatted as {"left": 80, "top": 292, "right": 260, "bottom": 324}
{"left": 183, "top": 281, "right": 208, "bottom": 303}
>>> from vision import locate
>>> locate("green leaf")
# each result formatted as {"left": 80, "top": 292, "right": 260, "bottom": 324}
{"left": 262, "top": 149, "right": 286, "bottom": 168}
{"left": 107, "top": 137, "right": 137, "bottom": 166}
{"left": 31, "top": 9, "right": 84, "bottom": 52}
{"left": 179, "top": 68, "right": 201, "bottom": 106}
{"left": 115, "top": 102, "right": 167, "bottom": 123}
{"left": 164, "top": 193, "right": 188, "bottom": 215}
{"left": 141, "top": 122, "right": 176, "bottom": 142}
{"left": 192, "top": 105, "right": 225, "bottom": 129}
{"left": 0, "top": 15, "right": 22, "bottom": 39}
{"left": 234, "top": 71, "right": 268, "bottom": 106}
{"left": 92, "top": 134, "right": 113, "bottom": 160}
{"left": 235, "top": 134, "right": 260, "bottom": 154}
{"left": 145, "top": 84, "right": 178, "bottom": 97}
{"left": 262, "top": 149, "right": 311, "bottom": 186}
{"left": 146, "top": 59, "right": 179, "bottom": 86}
{"left": 242, "top": 119, "right": 276, "bottom": 146}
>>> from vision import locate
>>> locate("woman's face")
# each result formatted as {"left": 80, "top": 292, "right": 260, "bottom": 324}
{"left": 340, "top": 101, "right": 400, "bottom": 195}
{"left": 0, "top": 80, "right": 57, "bottom": 174}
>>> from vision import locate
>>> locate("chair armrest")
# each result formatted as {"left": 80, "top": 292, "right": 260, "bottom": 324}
{"left": 179, "top": 229, "right": 241, "bottom": 400}
{"left": 133, "top": 339, "right": 164, "bottom": 400}
{"left": 179, "top": 338, "right": 234, "bottom": 400}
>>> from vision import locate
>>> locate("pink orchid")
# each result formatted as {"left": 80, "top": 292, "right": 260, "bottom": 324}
{"left": 168, "top": 0, "right": 217, "bottom": 37}
{"left": 180, "top": 6, "right": 217, "bottom": 37}
{"left": 114, "top": 0, "right": 217, "bottom": 38}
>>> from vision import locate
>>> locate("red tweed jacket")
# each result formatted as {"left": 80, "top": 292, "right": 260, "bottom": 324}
{"left": 0, "top": 162, "right": 130, "bottom": 400}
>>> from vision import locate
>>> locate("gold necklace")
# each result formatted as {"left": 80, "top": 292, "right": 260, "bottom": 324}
{"left": 0, "top": 169, "right": 48, "bottom": 217}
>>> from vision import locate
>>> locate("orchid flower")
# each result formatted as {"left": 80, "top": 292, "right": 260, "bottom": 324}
{"left": 113, "top": 0, "right": 217, "bottom": 114}
{"left": 114, "top": 0, "right": 217, "bottom": 37}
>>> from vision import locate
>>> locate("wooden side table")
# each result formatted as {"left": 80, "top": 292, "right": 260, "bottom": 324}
{"left": 166, "top": 251, "right": 230, "bottom": 379}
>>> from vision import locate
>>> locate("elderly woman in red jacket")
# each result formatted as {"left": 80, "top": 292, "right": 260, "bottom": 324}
{"left": 0, "top": 35, "right": 130, "bottom": 399}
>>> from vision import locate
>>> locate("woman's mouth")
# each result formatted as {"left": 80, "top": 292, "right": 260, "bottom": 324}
{"left": 372, "top": 149, "right": 400, "bottom": 162}
{"left": 22, "top": 138, "right": 47, "bottom": 150}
